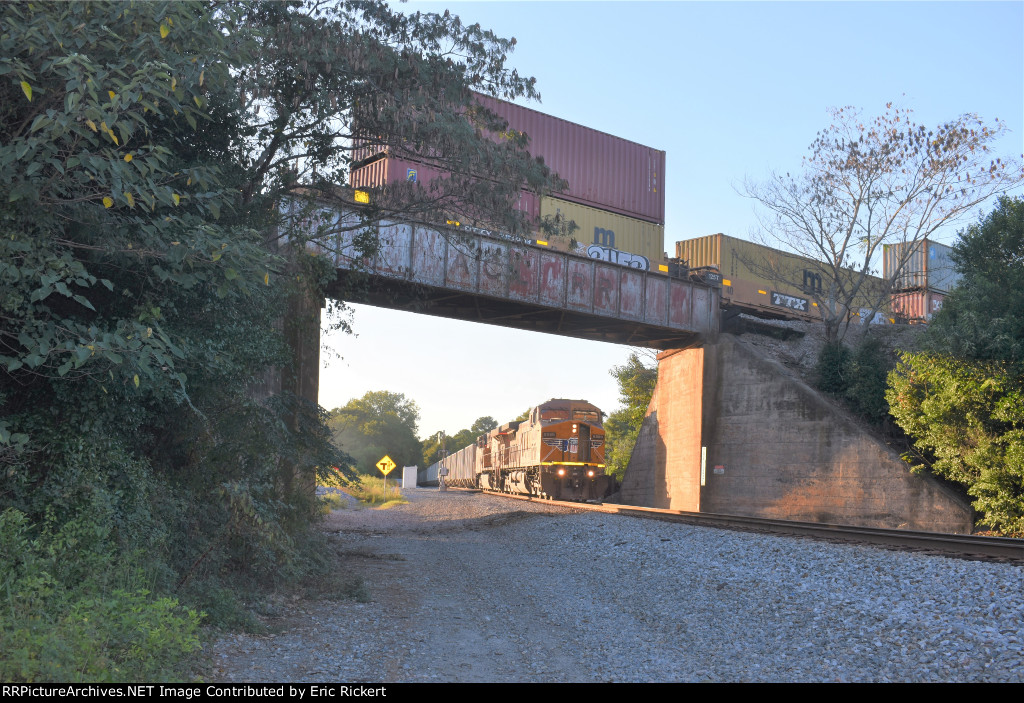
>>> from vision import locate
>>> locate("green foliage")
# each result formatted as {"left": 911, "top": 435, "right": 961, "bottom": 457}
{"left": 345, "top": 475, "right": 409, "bottom": 508}
{"left": 604, "top": 353, "right": 658, "bottom": 481}
{"left": 886, "top": 353, "right": 1024, "bottom": 534}
{"left": 887, "top": 197, "right": 1024, "bottom": 534}
{"left": 927, "top": 196, "right": 1024, "bottom": 365}
{"left": 844, "top": 336, "right": 892, "bottom": 423}
{"left": 422, "top": 416, "right": 496, "bottom": 466}
{"left": 329, "top": 391, "right": 423, "bottom": 474}
{"left": 816, "top": 342, "right": 851, "bottom": 395}
{"left": 0, "top": 0, "right": 567, "bottom": 679}
{"left": 0, "top": 508, "right": 201, "bottom": 682}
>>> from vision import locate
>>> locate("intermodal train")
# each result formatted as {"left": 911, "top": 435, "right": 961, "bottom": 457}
{"left": 675, "top": 233, "right": 893, "bottom": 324}
{"left": 420, "top": 399, "right": 614, "bottom": 501}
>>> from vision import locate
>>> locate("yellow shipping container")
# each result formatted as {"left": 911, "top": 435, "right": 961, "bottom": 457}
{"left": 676, "top": 234, "right": 887, "bottom": 321}
{"left": 539, "top": 197, "right": 665, "bottom": 268}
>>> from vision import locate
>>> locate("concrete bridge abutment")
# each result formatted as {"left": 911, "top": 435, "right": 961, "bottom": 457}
{"left": 619, "top": 335, "right": 973, "bottom": 533}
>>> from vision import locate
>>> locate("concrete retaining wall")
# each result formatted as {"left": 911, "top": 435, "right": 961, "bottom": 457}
{"left": 619, "top": 335, "right": 973, "bottom": 533}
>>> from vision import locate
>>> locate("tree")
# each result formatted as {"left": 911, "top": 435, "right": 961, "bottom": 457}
{"left": 0, "top": 0, "right": 559, "bottom": 671}
{"left": 604, "top": 352, "right": 658, "bottom": 480}
{"left": 329, "top": 391, "right": 423, "bottom": 473}
{"left": 926, "top": 196, "right": 1024, "bottom": 364}
{"left": 745, "top": 104, "right": 1024, "bottom": 343}
{"left": 217, "top": 0, "right": 569, "bottom": 265}
{"left": 887, "top": 197, "right": 1024, "bottom": 534}
{"left": 421, "top": 415, "right": 496, "bottom": 466}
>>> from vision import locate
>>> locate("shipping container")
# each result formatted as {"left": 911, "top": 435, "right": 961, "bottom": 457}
{"left": 474, "top": 93, "right": 665, "bottom": 224}
{"left": 352, "top": 94, "right": 666, "bottom": 224}
{"left": 537, "top": 197, "right": 665, "bottom": 268}
{"left": 676, "top": 233, "right": 887, "bottom": 321}
{"left": 891, "top": 289, "right": 945, "bottom": 323}
{"left": 883, "top": 239, "right": 961, "bottom": 294}
{"left": 350, "top": 155, "right": 540, "bottom": 220}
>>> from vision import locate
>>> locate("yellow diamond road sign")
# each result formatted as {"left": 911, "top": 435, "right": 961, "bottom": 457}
{"left": 376, "top": 455, "right": 397, "bottom": 476}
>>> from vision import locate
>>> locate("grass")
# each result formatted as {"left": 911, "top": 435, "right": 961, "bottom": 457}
{"left": 344, "top": 475, "right": 409, "bottom": 507}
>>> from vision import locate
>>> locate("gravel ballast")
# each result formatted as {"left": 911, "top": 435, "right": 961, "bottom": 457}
{"left": 210, "top": 489, "right": 1023, "bottom": 683}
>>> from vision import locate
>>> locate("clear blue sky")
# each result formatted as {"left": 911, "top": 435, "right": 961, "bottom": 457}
{"left": 320, "top": 1, "right": 1024, "bottom": 442}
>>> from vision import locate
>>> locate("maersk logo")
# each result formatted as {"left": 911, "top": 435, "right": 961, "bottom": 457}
{"left": 593, "top": 227, "right": 615, "bottom": 248}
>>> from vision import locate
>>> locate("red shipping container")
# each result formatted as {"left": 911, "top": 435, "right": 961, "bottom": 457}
{"left": 350, "top": 156, "right": 539, "bottom": 220}
{"left": 351, "top": 95, "right": 666, "bottom": 225}
{"left": 474, "top": 93, "right": 665, "bottom": 225}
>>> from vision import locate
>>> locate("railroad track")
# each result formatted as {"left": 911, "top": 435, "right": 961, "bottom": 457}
{"left": 479, "top": 489, "right": 1024, "bottom": 564}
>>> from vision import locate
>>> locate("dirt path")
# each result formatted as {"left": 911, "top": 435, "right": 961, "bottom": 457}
{"left": 208, "top": 489, "right": 582, "bottom": 683}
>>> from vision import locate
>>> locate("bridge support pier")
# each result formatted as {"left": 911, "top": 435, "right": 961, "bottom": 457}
{"left": 618, "top": 335, "right": 973, "bottom": 532}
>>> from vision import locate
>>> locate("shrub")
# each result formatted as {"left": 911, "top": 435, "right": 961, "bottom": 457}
{"left": 0, "top": 508, "right": 202, "bottom": 682}
{"left": 816, "top": 341, "right": 850, "bottom": 394}
{"left": 845, "top": 336, "right": 892, "bottom": 424}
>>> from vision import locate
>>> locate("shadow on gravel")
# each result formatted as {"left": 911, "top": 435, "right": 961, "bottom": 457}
{"left": 459, "top": 510, "right": 550, "bottom": 531}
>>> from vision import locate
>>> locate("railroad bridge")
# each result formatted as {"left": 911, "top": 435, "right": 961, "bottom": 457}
{"left": 310, "top": 215, "right": 720, "bottom": 350}
{"left": 276, "top": 203, "right": 719, "bottom": 446}
{"left": 276, "top": 205, "right": 970, "bottom": 533}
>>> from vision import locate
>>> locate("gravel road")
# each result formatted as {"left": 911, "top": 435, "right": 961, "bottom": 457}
{"left": 209, "top": 488, "right": 1023, "bottom": 683}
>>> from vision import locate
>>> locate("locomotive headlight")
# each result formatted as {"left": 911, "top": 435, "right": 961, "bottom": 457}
{"left": 588, "top": 470, "right": 595, "bottom": 477}
{"left": 557, "top": 468, "right": 565, "bottom": 476}
{"left": 571, "top": 423, "right": 578, "bottom": 434}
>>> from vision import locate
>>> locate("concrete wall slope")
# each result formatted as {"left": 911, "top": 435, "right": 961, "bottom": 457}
{"left": 619, "top": 335, "right": 973, "bottom": 533}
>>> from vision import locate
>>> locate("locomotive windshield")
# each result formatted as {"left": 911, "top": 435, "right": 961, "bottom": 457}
{"left": 540, "top": 411, "right": 568, "bottom": 422}
{"left": 572, "top": 410, "right": 600, "bottom": 423}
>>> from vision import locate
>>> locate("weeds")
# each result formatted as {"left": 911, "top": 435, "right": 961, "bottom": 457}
{"left": 344, "top": 476, "right": 408, "bottom": 507}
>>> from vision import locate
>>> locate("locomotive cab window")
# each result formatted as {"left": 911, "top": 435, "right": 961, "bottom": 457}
{"left": 572, "top": 410, "right": 600, "bottom": 423}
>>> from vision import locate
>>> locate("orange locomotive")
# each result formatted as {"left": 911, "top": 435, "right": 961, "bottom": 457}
{"left": 457, "top": 398, "right": 613, "bottom": 501}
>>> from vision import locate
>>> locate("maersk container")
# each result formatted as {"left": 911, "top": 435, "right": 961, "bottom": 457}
{"left": 891, "top": 289, "right": 945, "bottom": 323}
{"left": 676, "top": 233, "right": 886, "bottom": 321}
{"left": 538, "top": 197, "right": 665, "bottom": 268}
{"left": 883, "top": 239, "right": 960, "bottom": 294}
{"left": 474, "top": 93, "right": 666, "bottom": 225}
{"left": 350, "top": 156, "right": 539, "bottom": 220}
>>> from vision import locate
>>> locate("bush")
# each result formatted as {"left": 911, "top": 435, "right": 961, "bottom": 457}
{"left": 0, "top": 508, "right": 202, "bottom": 682}
{"left": 886, "top": 353, "right": 1024, "bottom": 535}
{"left": 845, "top": 336, "right": 892, "bottom": 424}
{"left": 816, "top": 342, "right": 851, "bottom": 394}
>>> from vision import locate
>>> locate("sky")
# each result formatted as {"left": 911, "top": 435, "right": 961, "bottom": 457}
{"left": 319, "top": 1, "right": 1024, "bottom": 441}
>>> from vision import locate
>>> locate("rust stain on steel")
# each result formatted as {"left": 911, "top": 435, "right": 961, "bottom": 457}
{"left": 445, "top": 239, "right": 477, "bottom": 292}
{"left": 669, "top": 281, "right": 691, "bottom": 327}
{"left": 539, "top": 252, "right": 566, "bottom": 307}
{"left": 693, "top": 286, "right": 711, "bottom": 330}
{"left": 311, "top": 211, "right": 717, "bottom": 338}
{"left": 479, "top": 241, "right": 507, "bottom": 298}
{"left": 644, "top": 277, "right": 668, "bottom": 325}
{"left": 619, "top": 269, "right": 644, "bottom": 321}
{"left": 566, "top": 259, "right": 594, "bottom": 311}
{"left": 593, "top": 265, "right": 618, "bottom": 316}
{"left": 508, "top": 245, "right": 540, "bottom": 303}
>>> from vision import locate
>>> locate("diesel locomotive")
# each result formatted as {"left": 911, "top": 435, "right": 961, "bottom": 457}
{"left": 425, "top": 399, "right": 614, "bottom": 501}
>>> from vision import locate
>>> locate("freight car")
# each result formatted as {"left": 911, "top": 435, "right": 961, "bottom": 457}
{"left": 675, "top": 233, "right": 890, "bottom": 324}
{"left": 425, "top": 399, "right": 614, "bottom": 501}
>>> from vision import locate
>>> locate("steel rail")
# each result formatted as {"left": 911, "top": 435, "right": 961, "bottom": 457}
{"left": 479, "top": 490, "right": 1024, "bottom": 563}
